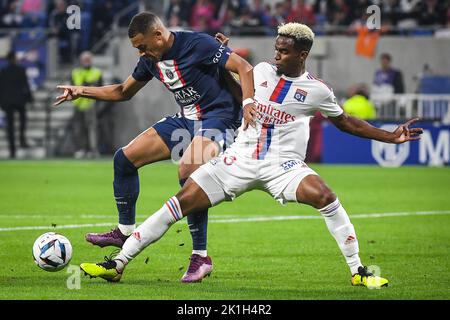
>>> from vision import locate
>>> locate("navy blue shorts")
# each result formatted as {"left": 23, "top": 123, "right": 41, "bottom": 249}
{"left": 153, "top": 113, "right": 241, "bottom": 160}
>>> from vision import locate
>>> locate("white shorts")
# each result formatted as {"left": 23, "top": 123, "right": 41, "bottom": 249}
{"left": 190, "top": 150, "right": 318, "bottom": 206}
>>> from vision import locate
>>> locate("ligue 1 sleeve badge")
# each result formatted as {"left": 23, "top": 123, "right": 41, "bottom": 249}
{"left": 294, "top": 88, "right": 308, "bottom": 102}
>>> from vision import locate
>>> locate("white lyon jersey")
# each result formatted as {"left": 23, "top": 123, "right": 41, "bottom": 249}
{"left": 191, "top": 62, "right": 343, "bottom": 205}
{"left": 233, "top": 62, "right": 343, "bottom": 161}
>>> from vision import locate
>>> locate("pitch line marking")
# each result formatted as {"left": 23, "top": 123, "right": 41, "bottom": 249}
{"left": 0, "top": 210, "right": 449, "bottom": 232}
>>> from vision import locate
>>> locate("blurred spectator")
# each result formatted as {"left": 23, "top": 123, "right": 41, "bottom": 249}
{"left": 0, "top": 51, "right": 33, "bottom": 158}
{"left": 233, "top": 0, "right": 272, "bottom": 35}
{"left": 271, "top": 2, "right": 288, "bottom": 27}
{"left": 348, "top": 0, "right": 372, "bottom": 26}
{"left": 165, "top": 0, "right": 191, "bottom": 27}
{"left": 49, "top": 0, "right": 72, "bottom": 64}
{"left": 168, "top": 12, "right": 184, "bottom": 30}
{"left": 71, "top": 51, "right": 102, "bottom": 159}
{"left": 287, "top": 0, "right": 316, "bottom": 26}
{"left": 395, "top": 0, "right": 421, "bottom": 29}
{"left": 434, "top": 7, "right": 450, "bottom": 38}
{"left": 372, "top": 53, "right": 405, "bottom": 94}
{"left": 381, "top": 0, "right": 402, "bottom": 30}
{"left": 417, "top": 0, "right": 447, "bottom": 26}
{"left": 92, "top": 0, "right": 115, "bottom": 48}
{"left": 1, "top": 0, "right": 23, "bottom": 28}
{"left": 190, "top": 0, "right": 216, "bottom": 32}
{"left": 21, "top": 0, "right": 43, "bottom": 14}
{"left": 328, "top": 0, "right": 350, "bottom": 28}
{"left": 248, "top": 0, "right": 271, "bottom": 27}
{"left": 343, "top": 83, "right": 376, "bottom": 119}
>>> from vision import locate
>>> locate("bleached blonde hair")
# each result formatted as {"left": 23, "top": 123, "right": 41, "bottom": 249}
{"left": 277, "top": 23, "right": 315, "bottom": 51}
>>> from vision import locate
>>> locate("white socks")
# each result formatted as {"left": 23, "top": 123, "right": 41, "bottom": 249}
{"left": 118, "top": 224, "right": 135, "bottom": 236}
{"left": 114, "top": 196, "right": 183, "bottom": 271}
{"left": 192, "top": 250, "right": 208, "bottom": 257}
{"left": 319, "top": 198, "right": 362, "bottom": 275}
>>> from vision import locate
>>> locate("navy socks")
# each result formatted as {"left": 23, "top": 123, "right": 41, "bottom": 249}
{"left": 113, "top": 149, "right": 139, "bottom": 225}
{"left": 180, "top": 178, "right": 208, "bottom": 251}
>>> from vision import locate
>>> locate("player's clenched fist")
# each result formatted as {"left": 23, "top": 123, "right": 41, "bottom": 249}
{"left": 54, "top": 85, "right": 84, "bottom": 106}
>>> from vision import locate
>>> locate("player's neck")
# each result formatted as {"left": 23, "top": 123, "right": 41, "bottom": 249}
{"left": 163, "top": 31, "right": 175, "bottom": 53}
{"left": 283, "top": 65, "right": 305, "bottom": 78}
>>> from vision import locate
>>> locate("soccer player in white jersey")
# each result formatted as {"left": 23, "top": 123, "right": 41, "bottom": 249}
{"left": 80, "top": 23, "right": 423, "bottom": 288}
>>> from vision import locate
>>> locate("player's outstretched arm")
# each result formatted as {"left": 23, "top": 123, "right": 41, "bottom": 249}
{"left": 329, "top": 113, "right": 424, "bottom": 144}
{"left": 54, "top": 75, "right": 147, "bottom": 106}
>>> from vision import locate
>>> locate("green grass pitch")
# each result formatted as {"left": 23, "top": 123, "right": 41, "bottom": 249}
{"left": 0, "top": 160, "right": 449, "bottom": 300}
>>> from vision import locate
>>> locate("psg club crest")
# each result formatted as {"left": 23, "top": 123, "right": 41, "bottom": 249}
{"left": 294, "top": 88, "right": 308, "bottom": 102}
{"left": 165, "top": 69, "right": 175, "bottom": 80}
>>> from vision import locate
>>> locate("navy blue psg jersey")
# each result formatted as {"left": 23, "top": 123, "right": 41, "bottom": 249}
{"left": 132, "top": 31, "right": 241, "bottom": 121}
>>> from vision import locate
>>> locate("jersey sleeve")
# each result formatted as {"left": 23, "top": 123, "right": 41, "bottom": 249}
{"left": 318, "top": 90, "right": 343, "bottom": 118}
{"left": 192, "top": 33, "right": 233, "bottom": 68}
{"left": 131, "top": 57, "right": 153, "bottom": 82}
{"left": 252, "top": 62, "right": 269, "bottom": 87}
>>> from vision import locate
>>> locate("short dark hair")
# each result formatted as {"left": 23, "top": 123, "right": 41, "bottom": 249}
{"left": 128, "top": 12, "right": 161, "bottom": 38}
{"left": 291, "top": 36, "right": 313, "bottom": 52}
{"left": 380, "top": 53, "right": 391, "bottom": 61}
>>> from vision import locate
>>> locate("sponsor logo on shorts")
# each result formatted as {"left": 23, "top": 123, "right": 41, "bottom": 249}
{"left": 210, "top": 158, "right": 219, "bottom": 166}
{"left": 281, "top": 160, "right": 301, "bottom": 171}
{"left": 224, "top": 155, "right": 237, "bottom": 166}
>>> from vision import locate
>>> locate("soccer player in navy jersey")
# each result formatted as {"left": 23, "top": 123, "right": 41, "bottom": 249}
{"left": 54, "top": 12, "right": 256, "bottom": 283}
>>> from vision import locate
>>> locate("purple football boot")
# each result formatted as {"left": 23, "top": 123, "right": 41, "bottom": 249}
{"left": 85, "top": 227, "right": 129, "bottom": 248}
{"left": 181, "top": 254, "right": 213, "bottom": 283}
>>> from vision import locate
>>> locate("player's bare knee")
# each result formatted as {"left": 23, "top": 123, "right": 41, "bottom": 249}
{"left": 317, "top": 189, "right": 337, "bottom": 209}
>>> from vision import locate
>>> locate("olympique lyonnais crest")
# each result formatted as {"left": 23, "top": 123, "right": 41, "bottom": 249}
{"left": 294, "top": 88, "right": 307, "bottom": 102}
{"left": 165, "top": 69, "right": 175, "bottom": 80}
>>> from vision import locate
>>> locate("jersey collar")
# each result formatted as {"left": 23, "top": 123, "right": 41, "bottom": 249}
{"left": 161, "top": 31, "right": 179, "bottom": 61}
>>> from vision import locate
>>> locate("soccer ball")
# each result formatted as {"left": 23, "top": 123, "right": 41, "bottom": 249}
{"left": 32, "top": 232, "right": 72, "bottom": 272}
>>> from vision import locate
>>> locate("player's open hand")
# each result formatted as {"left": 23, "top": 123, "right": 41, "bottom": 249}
{"left": 391, "top": 118, "right": 423, "bottom": 143}
{"left": 215, "top": 33, "right": 229, "bottom": 46}
{"left": 54, "top": 85, "right": 84, "bottom": 106}
{"left": 243, "top": 103, "right": 257, "bottom": 130}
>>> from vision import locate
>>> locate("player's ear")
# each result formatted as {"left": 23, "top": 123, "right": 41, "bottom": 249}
{"left": 154, "top": 29, "right": 163, "bottom": 39}
{"left": 300, "top": 50, "right": 309, "bottom": 62}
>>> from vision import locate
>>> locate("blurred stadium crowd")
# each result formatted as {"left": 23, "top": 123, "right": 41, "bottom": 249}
{"left": 1, "top": 0, "right": 449, "bottom": 63}
{"left": 166, "top": 0, "right": 450, "bottom": 36}
{"left": 1, "top": 1, "right": 450, "bottom": 35}
{"left": 0, "top": 0, "right": 139, "bottom": 63}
